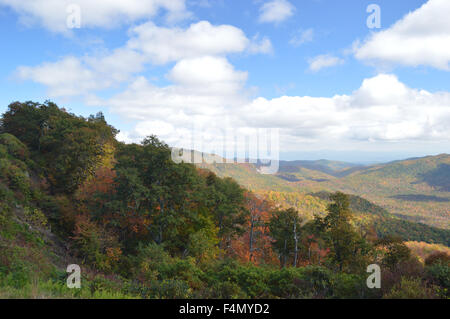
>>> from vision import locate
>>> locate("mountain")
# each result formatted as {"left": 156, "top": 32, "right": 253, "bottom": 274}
{"left": 334, "top": 154, "right": 450, "bottom": 229}
{"left": 198, "top": 154, "right": 450, "bottom": 230}
{"left": 311, "top": 191, "right": 450, "bottom": 246}
{"left": 279, "top": 159, "right": 363, "bottom": 178}
{"left": 1, "top": 102, "right": 449, "bottom": 299}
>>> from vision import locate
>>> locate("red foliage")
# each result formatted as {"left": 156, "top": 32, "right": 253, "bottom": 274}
{"left": 230, "top": 192, "right": 278, "bottom": 266}
{"left": 300, "top": 235, "right": 330, "bottom": 266}
{"left": 76, "top": 167, "right": 116, "bottom": 200}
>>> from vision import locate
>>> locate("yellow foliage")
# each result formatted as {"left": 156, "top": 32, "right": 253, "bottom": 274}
{"left": 405, "top": 241, "right": 450, "bottom": 263}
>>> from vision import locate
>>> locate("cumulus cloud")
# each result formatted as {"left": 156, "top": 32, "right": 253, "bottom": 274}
{"left": 108, "top": 71, "right": 249, "bottom": 148}
{"left": 354, "top": 0, "right": 450, "bottom": 70}
{"left": 308, "top": 54, "right": 344, "bottom": 72}
{"left": 113, "top": 74, "right": 450, "bottom": 151}
{"left": 167, "top": 56, "right": 248, "bottom": 94}
{"left": 0, "top": 0, "right": 190, "bottom": 33}
{"left": 109, "top": 57, "right": 248, "bottom": 120}
{"left": 127, "top": 21, "right": 265, "bottom": 64}
{"left": 16, "top": 57, "right": 107, "bottom": 97}
{"left": 241, "top": 74, "right": 450, "bottom": 146}
{"left": 16, "top": 48, "right": 146, "bottom": 97}
{"left": 16, "top": 21, "right": 270, "bottom": 98}
{"left": 258, "top": 0, "right": 295, "bottom": 24}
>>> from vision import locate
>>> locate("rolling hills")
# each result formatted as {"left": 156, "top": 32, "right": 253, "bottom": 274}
{"left": 198, "top": 154, "right": 450, "bottom": 232}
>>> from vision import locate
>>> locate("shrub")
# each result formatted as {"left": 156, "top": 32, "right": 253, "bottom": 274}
{"left": 425, "top": 252, "right": 450, "bottom": 266}
{"left": 71, "top": 215, "right": 121, "bottom": 273}
{"left": 24, "top": 207, "right": 48, "bottom": 229}
{"left": 0, "top": 133, "right": 29, "bottom": 161}
{"left": 425, "top": 263, "right": 450, "bottom": 298}
{"left": 384, "top": 277, "right": 438, "bottom": 299}
{"left": 331, "top": 273, "right": 367, "bottom": 299}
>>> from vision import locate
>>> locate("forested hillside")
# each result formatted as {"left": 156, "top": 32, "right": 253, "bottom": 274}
{"left": 201, "top": 154, "right": 450, "bottom": 229}
{"left": 0, "top": 101, "right": 448, "bottom": 299}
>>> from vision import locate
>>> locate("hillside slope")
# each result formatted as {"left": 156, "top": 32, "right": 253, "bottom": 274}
{"left": 199, "top": 154, "right": 450, "bottom": 230}
{"left": 1, "top": 101, "right": 449, "bottom": 299}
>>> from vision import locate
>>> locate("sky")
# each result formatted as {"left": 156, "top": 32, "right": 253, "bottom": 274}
{"left": 0, "top": 0, "right": 449, "bottom": 163}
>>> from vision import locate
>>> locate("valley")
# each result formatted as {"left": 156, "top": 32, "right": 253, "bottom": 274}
{"left": 199, "top": 154, "right": 450, "bottom": 231}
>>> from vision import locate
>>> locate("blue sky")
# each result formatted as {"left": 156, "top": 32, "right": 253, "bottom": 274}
{"left": 0, "top": 0, "right": 449, "bottom": 162}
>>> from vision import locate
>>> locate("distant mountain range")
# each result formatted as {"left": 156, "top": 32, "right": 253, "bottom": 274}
{"left": 197, "top": 154, "right": 450, "bottom": 232}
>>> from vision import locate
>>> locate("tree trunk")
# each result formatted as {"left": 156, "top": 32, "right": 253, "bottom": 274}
{"left": 293, "top": 223, "right": 298, "bottom": 267}
{"left": 249, "top": 216, "right": 255, "bottom": 262}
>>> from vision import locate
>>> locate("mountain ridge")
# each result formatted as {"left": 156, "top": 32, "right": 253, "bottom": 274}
{"left": 197, "top": 153, "right": 450, "bottom": 230}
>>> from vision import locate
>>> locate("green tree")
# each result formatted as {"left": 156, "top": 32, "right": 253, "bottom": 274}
{"left": 205, "top": 173, "right": 248, "bottom": 249}
{"left": 2, "top": 101, "right": 117, "bottom": 194}
{"left": 268, "top": 208, "right": 303, "bottom": 268}
{"left": 316, "top": 192, "right": 371, "bottom": 272}
{"left": 375, "top": 236, "right": 411, "bottom": 270}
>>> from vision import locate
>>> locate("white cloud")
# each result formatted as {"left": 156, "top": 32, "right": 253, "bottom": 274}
{"left": 167, "top": 56, "right": 248, "bottom": 94}
{"left": 16, "top": 48, "right": 146, "bottom": 97}
{"left": 240, "top": 74, "right": 450, "bottom": 148}
{"left": 258, "top": 0, "right": 295, "bottom": 24}
{"left": 106, "top": 56, "right": 249, "bottom": 138}
{"left": 16, "top": 21, "right": 269, "bottom": 98}
{"left": 135, "top": 120, "right": 175, "bottom": 137}
{"left": 248, "top": 35, "right": 274, "bottom": 54}
{"left": 110, "top": 61, "right": 246, "bottom": 112}
{"left": 308, "top": 54, "right": 344, "bottom": 72}
{"left": 107, "top": 55, "right": 251, "bottom": 146}
{"left": 16, "top": 57, "right": 105, "bottom": 97}
{"left": 127, "top": 21, "right": 255, "bottom": 65}
{"left": 0, "top": 0, "right": 190, "bottom": 33}
{"left": 290, "top": 28, "right": 314, "bottom": 47}
{"left": 355, "top": 0, "right": 450, "bottom": 70}
{"left": 113, "top": 74, "right": 450, "bottom": 151}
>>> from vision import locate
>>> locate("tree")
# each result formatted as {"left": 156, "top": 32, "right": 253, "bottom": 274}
{"left": 2, "top": 101, "right": 118, "bottom": 194}
{"left": 375, "top": 236, "right": 412, "bottom": 270}
{"left": 316, "top": 192, "right": 371, "bottom": 272}
{"left": 205, "top": 173, "right": 248, "bottom": 250}
{"left": 230, "top": 193, "right": 275, "bottom": 265}
{"left": 268, "top": 208, "right": 303, "bottom": 268}
{"left": 111, "top": 137, "right": 208, "bottom": 253}
{"left": 244, "top": 193, "right": 269, "bottom": 262}
{"left": 300, "top": 220, "right": 330, "bottom": 266}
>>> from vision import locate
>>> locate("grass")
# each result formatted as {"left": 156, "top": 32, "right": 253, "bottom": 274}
{"left": 0, "top": 279, "right": 140, "bottom": 299}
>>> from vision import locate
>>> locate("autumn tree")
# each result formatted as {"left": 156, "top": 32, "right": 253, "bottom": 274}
{"left": 230, "top": 193, "right": 275, "bottom": 264}
{"left": 246, "top": 193, "right": 272, "bottom": 263}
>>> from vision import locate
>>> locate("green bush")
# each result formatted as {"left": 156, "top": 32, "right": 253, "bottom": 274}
{"left": 24, "top": 207, "right": 48, "bottom": 229}
{"left": 384, "top": 277, "right": 437, "bottom": 299}
{"left": 331, "top": 273, "right": 367, "bottom": 299}
{"left": 0, "top": 133, "right": 29, "bottom": 161}
{"left": 426, "top": 263, "right": 450, "bottom": 297}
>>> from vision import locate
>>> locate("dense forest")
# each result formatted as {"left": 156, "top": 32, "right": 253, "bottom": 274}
{"left": 310, "top": 191, "right": 450, "bottom": 246}
{"left": 201, "top": 150, "right": 450, "bottom": 230}
{"left": 0, "top": 101, "right": 449, "bottom": 299}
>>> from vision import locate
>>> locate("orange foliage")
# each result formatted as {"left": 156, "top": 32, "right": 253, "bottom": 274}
{"left": 76, "top": 167, "right": 116, "bottom": 200}
{"left": 300, "top": 235, "right": 330, "bottom": 266}
{"left": 230, "top": 192, "right": 279, "bottom": 266}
